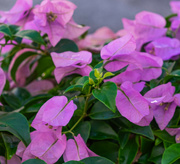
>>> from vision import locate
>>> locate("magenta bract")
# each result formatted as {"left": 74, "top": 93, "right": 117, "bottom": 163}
{"left": 116, "top": 81, "right": 149, "bottom": 124}
{"left": 63, "top": 134, "right": 98, "bottom": 162}
{"left": 31, "top": 96, "right": 77, "bottom": 129}
{"left": 51, "top": 51, "right": 92, "bottom": 83}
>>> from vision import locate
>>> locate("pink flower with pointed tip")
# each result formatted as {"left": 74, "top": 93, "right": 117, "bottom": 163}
{"left": 0, "top": 0, "right": 32, "bottom": 24}
{"left": 17, "top": 129, "right": 66, "bottom": 164}
{"left": 77, "top": 26, "right": 116, "bottom": 51}
{"left": 144, "top": 82, "right": 180, "bottom": 130}
{"left": 63, "top": 19, "right": 90, "bottom": 40}
{"left": 145, "top": 37, "right": 180, "bottom": 60}
{"left": 116, "top": 81, "right": 149, "bottom": 124}
{"left": 33, "top": 0, "right": 76, "bottom": 46}
{"left": 63, "top": 134, "right": 98, "bottom": 162}
{"left": 120, "top": 11, "right": 167, "bottom": 50}
{"left": 51, "top": 51, "right": 92, "bottom": 83}
{"left": 170, "top": 1, "right": 180, "bottom": 15}
{"left": 31, "top": 96, "right": 77, "bottom": 130}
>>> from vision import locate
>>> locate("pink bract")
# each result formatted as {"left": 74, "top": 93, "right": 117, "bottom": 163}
{"left": 116, "top": 81, "right": 149, "bottom": 124}
{"left": 63, "top": 134, "right": 98, "bottom": 162}
{"left": 31, "top": 96, "right": 77, "bottom": 129}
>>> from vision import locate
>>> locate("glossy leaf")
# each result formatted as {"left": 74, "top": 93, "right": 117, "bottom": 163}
{"left": 15, "top": 30, "right": 45, "bottom": 45}
{"left": 64, "top": 161, "right": 85, "bottom": 164}
{"left": 118, "top": 137, "right": 139, "bottom": 164}
{"left": 0, "top": 112, "right": 30, "bottom": 146}
{"left": 73, "top": 121, "right": 91, "bottom": 143}
{"left": 153, "top": 130, "right": 175, "bottom": 143}
{"left": 162, "top": 143, "right": 180, "bottom": 164}
{"left": 90, "top": 141, "right": 119, "bottom": 163}
{"left": 0, "top": 24, "right": 12, "bottom": 37}
{"left": 49, "top": 39, "right": 78, "bottom": 52}
{"left": 81, "top": 157, "right": 114, "bottom": 164}
{"left": 22, "top": 159, "right": 47, "bottom": 164}
{"left": 89, "top": 120, "right": 118, "bottom": 140}
{"left": 89, "top": 101, "right": 120, "bottom": 120}
{"left": 92, "top": 82, "right": 117, "bottom": 112}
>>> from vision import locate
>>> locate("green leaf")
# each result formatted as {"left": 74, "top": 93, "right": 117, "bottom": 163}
{"left": 118, "top": 131, "right": 130, "bottom": 149}
{"left": 90, "top": 141, "right": 119, "bottom": 163}
{"left": 162, "top": 143, "right": 180, "bottom": 164}
{"left": 64, "top": 85, "right": 83, "bottom": 93}
{"left": 153, "top": 130, "right": 175, "bottom": 143}
{"left": 89, "top": 120, "right": 118, "bottom": 140}
{"left": 15, "top": 30, "right": 45, "bottom": 45}
{"left": 89, "top": 101, "right": 120, "bottom": 120}
{"left": 73, "top": 121, "right": 91, "bottom": 143}
{"left": 26, "top": 56, "right": 55, "bottom": 84}
{"left": 103, "top": 72, "right": 114, "bottom": 79}
{"left": 0, "top": 112, "right": 30, "bottom": 146}
{"left": 92, "top": 82, "right": 117, "bottom": 112}
{"left": 149, "top": 144, "right": 164, "bottom": 164}
{"left": 1, "top": 133, "right": 19, "bottom": 160}
{"left": 81, "top": 157, "right": 114, "bottom": 164}
{"left": 64, "top": 161, "right": 85, "bottom": 164}
{"left": 0, "top": 24, "right": 12, "bottom": 37}
{"left": 122, "top": 125, "right": 154, "bottom": 140}
{"left": 22, "top": 159, "right": 47, "bottom": 164}
{"left": 118, "top": 137, "right": 139, "bottom": 164}
{"left": 10, "top": 51, "right": 38, "bottom": 81}
{"left": 49, "top": 39, "right": 78, "bottom": 52}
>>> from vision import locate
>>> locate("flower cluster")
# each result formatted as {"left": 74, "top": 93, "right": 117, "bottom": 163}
{"left": 1, "top": 0, "right": 180, "bottom": 164}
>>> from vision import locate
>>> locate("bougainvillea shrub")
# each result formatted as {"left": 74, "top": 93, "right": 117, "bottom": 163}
{"left": 1, "top": 0, "right": 180, "bottom": 164}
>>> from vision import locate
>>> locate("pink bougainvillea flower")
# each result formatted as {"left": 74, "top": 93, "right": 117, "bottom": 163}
{"left": 116, "top": 81, "right": 149, "bottom": 124}
{"left": 0, "top": 155, "right": 21, "bottom": 164}
{"left": 17, "top": 129, "right": 66, "bottom": 164}
{"left": 0, "top": 0, "right": 32, "bottom": 24}
{"left": 166, "top": 127, "right": 180, "bottom": 143}
{"left": 77, "top": 26, "right": 116, "bottom": 51}
{"left": 170, "top": 1, "right": 180, "bottom": 15}
{"left": 144, "top": 82, "right": 180, "bottom": 130}
{"left": 101, "top": 34, "right": 136, "bottom": 60}
{"left": 31, "top": 96, "right": 77, "bottom": 130}
{"left": 63, "top": 134, "right": 98, "bottom": 162}
{"left": 63, "top": 19, "right": 90, "bottom": 40}
{"left": 51, "top": 51, "right": 92, "bottom": 83}
{"left": 145, "top": 37, "right": 180, "bottom": 60}
{"left": 127, "top": 51, "right": 163, "bottom": 81}
{"left": 118, "top": 11, "right": 167, "bottom": 50}
{"left": 33, "top": 0, "right": 76, "bottom": 46}
{"left": 8, "top": 49, "right": 38, "bottom": 86}
{"left": 25, "top": 80, "right": 54, "bottom": 96}
{"left": 105, "top": 51, "right": 163, "bottom": 84}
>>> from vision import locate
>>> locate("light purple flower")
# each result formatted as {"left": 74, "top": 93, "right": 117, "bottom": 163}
{"left": 0, "top": 0, "right": 32, "bottom": 24}
{"left": 77, "top": 26, "right": 116, "bottom": 51}
{"left": 63, "top": 19, "right": 90, "bottom": 40}
{"left": 51, "top": 51, "right": 92, "bottom": 83}
{"left": 120, "top": 11, "right": 167, "bottom": 50}
{"left": 170, "top": 1, "right": 180, "bottom": 15}
{"left": 33, "top": 0, "right": 76, "bottom": 46}
{"left": 116, "top": 81, "right": 150, "bottom": 124}
{"left": 144, "top": 82, "right": 180, "bottom": 130}
{"left": 63, "top": 134, "right": 98, "bottom": 162}
{"left": 17, "top": 129, "right": 66, "bottom": 164}
{"left": 145, "top": 37, "right": 180, "bottom": 60}
{"left": 105, "top": 51, "right": 163, "bottom": 84}
{"left": 31, "top": 96, "right": 77, "bottom": 130}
